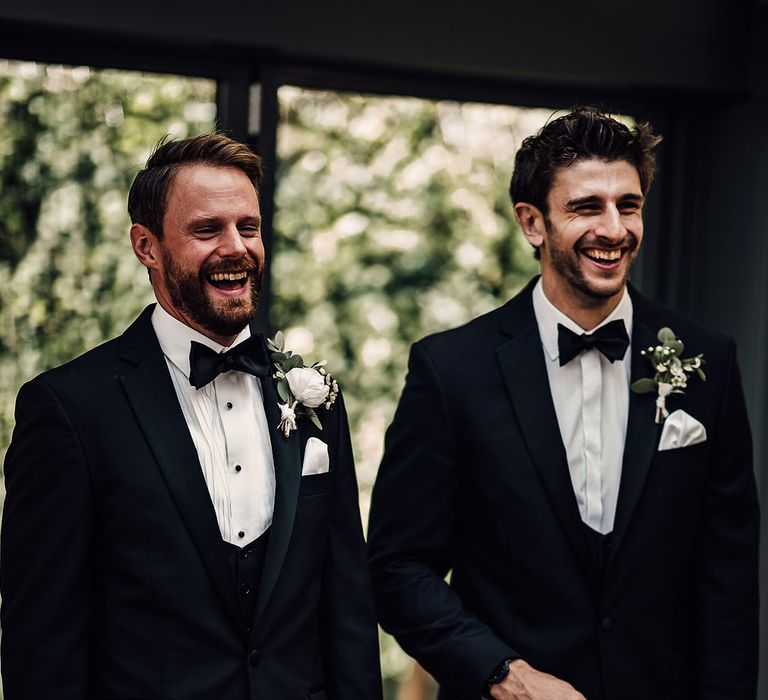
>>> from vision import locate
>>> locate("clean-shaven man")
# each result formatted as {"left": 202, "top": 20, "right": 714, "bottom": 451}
{"left": 2, "top": 133, "right": 382, "bottom": 700}
{"left": 368, "top": 107, "right": 759, "bottom": 700}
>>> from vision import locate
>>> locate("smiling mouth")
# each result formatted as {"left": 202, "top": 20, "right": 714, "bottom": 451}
{"left": 582, "top": 247, "right": 623, "bottom": 264}
{"left": 206, "top": 270, "right": 249, "bottom": 291}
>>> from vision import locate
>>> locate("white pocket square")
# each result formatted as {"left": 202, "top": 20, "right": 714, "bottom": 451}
{"left": 658, "top": 409, "right": 707, "bottom": 451}
{"left": 301, "top": 437, "right": 329, "bottom": 475}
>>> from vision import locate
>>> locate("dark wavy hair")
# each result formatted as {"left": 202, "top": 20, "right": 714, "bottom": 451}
{"left": 128, "top": 133, "right": 263, "bottom": 239}
{"left": 510, "top": 106, "right": 662, "bottom": 215}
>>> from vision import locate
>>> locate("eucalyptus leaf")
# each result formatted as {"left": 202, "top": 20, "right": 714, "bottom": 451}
{"left": 668, "top": 339, "right": 684, "bottom": 355}
{"left": 274, "top": 330, "right": 285, "bottom": 351}
{"left": 697, "top": 368, "right": 707, "bottom": 381}
{"left": 631, "top": 378, "right": 657, "bottom": 394}
{"left": 277, "top": 379, "right": 290, "bottom": 402}
{"left": 657, "top": 327, "right": 676, "bottom": 344}
{"left": 308, "top": 409, "right": 323, "bottom": 430}
{"left": 285, "top": 354, "right": 303, "bottom": 370}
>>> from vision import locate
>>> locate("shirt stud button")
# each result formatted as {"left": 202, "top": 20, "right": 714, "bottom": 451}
{"left": 226, "top": 402, "right": 233, "bottom": 409}
{"left": 235, "top": 464, "right": 242, "bottom": 472}
{"left": 238, "top": 531, "right": 245, "bottom": 539}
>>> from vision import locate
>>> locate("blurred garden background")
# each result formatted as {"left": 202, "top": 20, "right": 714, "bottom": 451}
{"left": 0, "top": 60, "right": 555, "bottom": 698}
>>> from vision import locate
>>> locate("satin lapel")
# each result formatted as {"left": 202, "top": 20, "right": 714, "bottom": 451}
{"left": 497, "top": 316, "right": 593, "bottom": 578}
{"left": 118, "top": 314, "right": 240, "bottom": 626}
{"left": 254, "top": 370, "right": 301, "bottom": 623}
{"left": 608, "top": 316, "right": 661, "bottom": 565}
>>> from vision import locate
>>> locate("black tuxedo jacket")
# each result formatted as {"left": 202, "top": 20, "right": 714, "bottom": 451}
{"left": 1, "top": 306, "right": 382, "bottom": 700}
{"left": 368, "top": 279, "right": 759, "bottom": 700}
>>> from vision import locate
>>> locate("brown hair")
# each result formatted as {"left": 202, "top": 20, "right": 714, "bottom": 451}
{"left": 510, "top": 106, "right": 661, "bottom": 215}
{"left": 128, "top": 133, "right": 263, "bottom": 238}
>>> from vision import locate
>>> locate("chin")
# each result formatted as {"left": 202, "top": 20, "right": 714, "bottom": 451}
{"left": 578, "top": 277, "right": 627, "bottom": 301}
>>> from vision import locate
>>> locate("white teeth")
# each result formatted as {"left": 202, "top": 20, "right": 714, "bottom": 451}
{"left": 585, "top": 248, "right": 621, "bottom": 261}
{"left": 210, "top": 272, "right": 247, "bottom": 282}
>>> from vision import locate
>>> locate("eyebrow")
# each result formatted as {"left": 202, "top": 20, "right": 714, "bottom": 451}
{"left": 188, "top": 214, "right": 262, "bottom": 228}
{"left": 565, "top": 193, "right": 644, "bottom": 209}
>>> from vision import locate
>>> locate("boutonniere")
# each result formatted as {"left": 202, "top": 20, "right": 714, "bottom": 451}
{"left": 267, "top": 331, "right": 339, "bottom": 438}
{"left": 631, "top": 327, "right": 705, "bottom": 424}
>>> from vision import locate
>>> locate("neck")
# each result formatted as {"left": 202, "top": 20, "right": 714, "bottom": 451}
{"left": 541, "top": 277, "right": 625, "bottom": 331}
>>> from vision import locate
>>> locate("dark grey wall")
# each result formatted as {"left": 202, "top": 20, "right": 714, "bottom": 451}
{"left": 687, "top": 7, "right": 768, "bottom": 692}
{"left": 0, "top": 0, "right": 752, "bottom": 91}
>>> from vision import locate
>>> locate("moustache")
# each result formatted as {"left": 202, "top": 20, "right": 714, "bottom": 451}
{"left": 577, "top": 233, "right": 638, "bottom": 251}
{"left": 201, "top": 257, "right": 261, "bottom": 276}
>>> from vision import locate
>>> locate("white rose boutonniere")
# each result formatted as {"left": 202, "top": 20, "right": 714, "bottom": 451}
{"left": 631, "top": 326, "right": 706, "bottom": 424}
{"left": 267, "top": 331, "right": 339, "bottom": 437}
{"left": 285, "top": 367, "right": 329, "bottom": 408}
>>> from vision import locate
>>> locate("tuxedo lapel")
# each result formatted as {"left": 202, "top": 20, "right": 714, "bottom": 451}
{"left": 496, "top": 285, "right": 594, "bottom": 577}
{"left": 254, "top": 367, "right": 301, "bottom": 624}
{"left": 117, "top": 308, "right": 241, "bottom": 626}
{"left": 608, "top": 302, "right": 662, "bottom": 565}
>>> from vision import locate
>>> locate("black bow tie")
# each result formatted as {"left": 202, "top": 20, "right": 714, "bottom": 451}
{"left": 188, "top": 335, "right": 271, "bottom": 389}
{"left": 557, "top": 319, "right": 629, "bottom": 367}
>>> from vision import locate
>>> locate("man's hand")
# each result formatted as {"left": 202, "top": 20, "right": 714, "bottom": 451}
{"left": 489, "top": 659, "right": 587, "bottom": 700}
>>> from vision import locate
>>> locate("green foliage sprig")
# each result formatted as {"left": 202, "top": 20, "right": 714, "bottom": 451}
{"left": 631, "top": 327, "right": 705, "bottom": 423}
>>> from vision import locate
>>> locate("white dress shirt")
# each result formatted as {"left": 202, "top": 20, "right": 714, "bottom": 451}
{"left": 152, "top": 305, "right": 275, "bottom": 546}
{"left": 532, "top": 279, "right": 632, "bottom": 534}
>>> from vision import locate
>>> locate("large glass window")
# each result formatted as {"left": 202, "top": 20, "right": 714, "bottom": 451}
{"left": 0, "top": 60, "right": 216, "bottom": 463}
{"left": 274, "top": 86, "right": 562, "bottom": 698}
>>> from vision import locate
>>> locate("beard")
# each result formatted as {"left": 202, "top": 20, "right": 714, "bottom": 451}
{"left": 545, "top": 220, "right": 639, "bottom": 304}
{"left": 161, "top": 251, "right": 263, "bottom": 338}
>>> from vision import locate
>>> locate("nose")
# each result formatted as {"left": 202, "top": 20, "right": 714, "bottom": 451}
{"left": 594, "top": 205, "right": 625, "bottom": 242}
{"left": 216, "top": 225, "right": 248, "bottom": 257}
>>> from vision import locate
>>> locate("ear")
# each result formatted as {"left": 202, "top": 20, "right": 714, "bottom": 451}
{"left": 514, "top": 202, "right": 547, "bottom": 252}
{"left": 130, "top": 224, "right": 161, "bottom": 272}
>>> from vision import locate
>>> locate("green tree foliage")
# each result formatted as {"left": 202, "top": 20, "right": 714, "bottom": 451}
{"left": 0, "top": 60, "right": 216, "bottom": 464}
{"left": 274, "top": 87, "right": 546, "bottom": 493}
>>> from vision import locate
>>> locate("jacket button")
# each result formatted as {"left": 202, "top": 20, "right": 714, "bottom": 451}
{"left": 601, "top": 617, "right": 612, "bottom": 631}
{"left": 249, "top": 649, "right": 261, "bottom": 667}
{"left": 240, "top": 582, "right": 251, "bottom": 596}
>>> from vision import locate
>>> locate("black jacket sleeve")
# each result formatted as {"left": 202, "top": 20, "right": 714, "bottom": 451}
{"left": 368, "top": 343, "right": 515, "bottom": 698}
{"left": 1, "top": 378, "right": 94, "bottom": 699}
{"left": 694, "top": 340, "right": 760, "bottom": 699}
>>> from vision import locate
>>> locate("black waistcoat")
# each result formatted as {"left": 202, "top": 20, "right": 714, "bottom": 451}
{"left": 223, "top": 527, "right": 270, "bottom": 633}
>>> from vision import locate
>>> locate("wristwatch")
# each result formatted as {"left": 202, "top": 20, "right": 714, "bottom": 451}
{"left": 482, "top": 658, "right": 511, "bottom": 698}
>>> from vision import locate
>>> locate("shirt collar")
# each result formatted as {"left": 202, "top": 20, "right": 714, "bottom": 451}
{"left": 532, "top": 277, "right": 633, "bottom": 362}
{"left": 151, "top": 304, "right": 251, "bottom": 379}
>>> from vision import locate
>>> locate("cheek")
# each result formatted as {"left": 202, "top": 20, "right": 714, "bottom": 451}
{"left": 247, "top": 239, "right": 266, "bottom": 263}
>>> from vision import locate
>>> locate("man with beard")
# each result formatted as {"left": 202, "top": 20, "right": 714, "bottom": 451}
{"left": 368, "top": 108, "right": 759, "bottom": 700}
{"left": 1, "top": 134, "right": 382, "bottom": 700}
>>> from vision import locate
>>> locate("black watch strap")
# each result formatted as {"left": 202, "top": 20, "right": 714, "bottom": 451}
{"left": 482, "top": 658, "right": 511, "bottom": 698}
